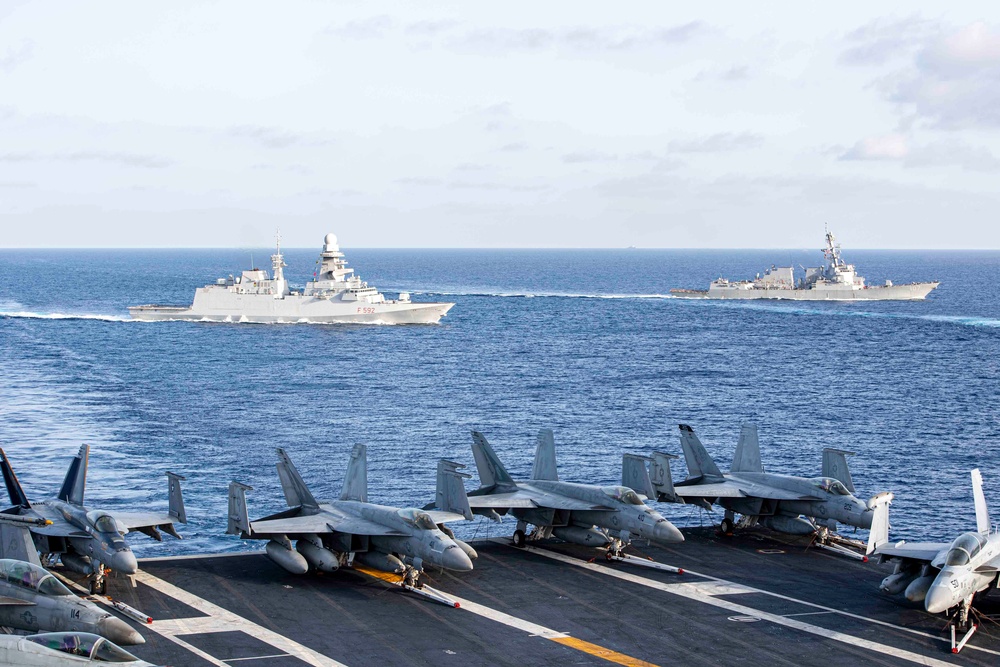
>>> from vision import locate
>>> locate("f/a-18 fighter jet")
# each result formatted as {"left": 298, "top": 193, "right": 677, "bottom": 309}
{"left": 0, "top": 631, "right": 158, "bottom": 666}
{"left": 228, "top": 445, "right": 476, "bottom": 606}
{"left": 0, "top": 550, "right": 143, "bottom": 646}
{"left": 0, "top": 446, "right": 186, "bottom": 594}
{"left": 464, "top": 430, "right": 684, "bottom": 568}
{"left": 637, "top": 424, "right": 891, "bottom": 541}
{"left": 874, "top": 469, "right": 1000, "bottom": 653}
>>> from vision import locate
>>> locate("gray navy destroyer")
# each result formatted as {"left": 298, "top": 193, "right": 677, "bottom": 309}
{"left": 129, "top": 233, "right": 454, "bottom": 324}
{"left": 671, "top": 230, "right": 939, "bottom": 300}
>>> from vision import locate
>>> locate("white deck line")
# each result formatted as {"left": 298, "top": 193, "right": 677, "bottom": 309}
{"left": 132, "top": 569, "right": 348, "bottom": 667}
{"left": 517, "top": 544, "right": 968, "bottom": 667}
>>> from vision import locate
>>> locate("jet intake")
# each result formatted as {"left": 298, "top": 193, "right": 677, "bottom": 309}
{"left": 61, "top": 553, "right": 95, "bottom": 575}
{"left": 760, "top": 515, "right": 815, "bottom": 536}
{"left": 265, "top": 540, "right": 309, "bottom": 575}
{"left": 552, "top": 526, "right": 610, "bottom": 547}
{"left": 295, "top": 540, "right": 340, "bottom": 573}
{"left": 355, "top": 551, "right": 406, "bottom": 574}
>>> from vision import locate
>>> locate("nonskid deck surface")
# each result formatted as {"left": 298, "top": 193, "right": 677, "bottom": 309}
{"left": 103, "top": 528, "right": 1000, "bottom": 667}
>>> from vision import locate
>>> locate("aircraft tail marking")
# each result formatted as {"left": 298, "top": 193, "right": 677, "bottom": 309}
{"left": 531, "top": 429, "right": 558, "bottom": 481}
{"left": 470, "top": 431, "right": 516, "bottom": 489}
{"left": 166, "top": 472, "right": 187, "bottom": 523}
{"left": 339, "top": 443, "right": 368, "bottom": 503}
{"left": 649, "top": 452, "right": 679, "bottom": 502}
{"left": 57, "top": 444, "right": 88, "bottom": 505}
{"left": 227, "top": 481, "right": 253, "bottom": 536}
{"left": 622, "top": 454, "right": 655, "bottom": 499}
{"left": 276, "top": 448, "right": 319, "bottom": 509}
{"left": 678, "top": 425, "right": 724, "bottom": 480}
{"left": 972, "top": 468, "right": 990, "bottom": 535}
{"left": 435, "top": 460, "right": 473, "bottom": 520}
{"left": 822, "top": 449, "right": 857, "bottom": 494}
{"left": 731, "top": 424, "right": 763, "bottom": 474}
{"left": 0, "top": 449, "right": 30, "bottom": 508}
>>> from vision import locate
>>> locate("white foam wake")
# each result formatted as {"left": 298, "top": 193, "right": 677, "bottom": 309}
{"left": 0, "top": 311, "right": 134, "bottom": 322}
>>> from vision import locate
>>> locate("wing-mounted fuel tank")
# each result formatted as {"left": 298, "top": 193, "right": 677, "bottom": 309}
{"left": 60, "top": 553, "right": 95, "bottom": 575}
{"left": 552, "top": 525, "right": 610, "bottom": 547}
{"left": 355, "top": 551, "right": 406, "bottom": 574}
{"left": 295, "top": 535, "right": 340, "bottom": 573}
{"left": 265, "top": 539, "right": 309, "bottom": 575}
{"left": 759, "top": 515, "right": 815, "bottom": 535}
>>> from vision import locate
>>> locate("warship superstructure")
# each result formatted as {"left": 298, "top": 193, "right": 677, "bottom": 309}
{"left": 129, "top": 233, "right": 454, "bottom": 323}
{"left": 671, "top": 230, "right": 939, "bottom": 300}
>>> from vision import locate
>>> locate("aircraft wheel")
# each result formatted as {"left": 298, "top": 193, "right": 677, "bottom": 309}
{"left": 513, "top": 530, "right": 526, "bottom": 548}
{"left": 720, "top": 518, "right": 734, "bottom": 535}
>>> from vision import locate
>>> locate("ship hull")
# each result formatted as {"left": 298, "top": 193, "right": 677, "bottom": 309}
{"left": 129, "top": 299, "right": 454, "bottom": 324}
{"left": 673, "top": 282, "right": 939, "bottom": 301}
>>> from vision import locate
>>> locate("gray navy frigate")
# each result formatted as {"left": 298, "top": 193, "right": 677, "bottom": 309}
{"left": 671, "top": 230, "right": 939, "bottom": 300}
{"left": 129, "top": 233, "right": 454, "bottom": 324}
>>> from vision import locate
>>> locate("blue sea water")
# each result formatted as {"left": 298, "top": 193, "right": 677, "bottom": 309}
{"left": 0, "top": 247, "right": 998, "bottom": 556}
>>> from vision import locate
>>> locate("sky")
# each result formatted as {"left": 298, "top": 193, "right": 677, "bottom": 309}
{"left": 2, "top": 2, "right": 1000, "bottom": 248}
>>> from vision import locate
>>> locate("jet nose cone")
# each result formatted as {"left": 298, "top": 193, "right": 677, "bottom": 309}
{"left": 925, "top": 585, "right": 955, "bottom": 615}
{"left": 99, "top": 616, "right": 145, "bottom": 646}
{"left": 112, "top": 550, "right": 138, "bottom": 575}
{"left": 858, "top": 507, "right": 873, "bottom": 529}
{"left": 440, "top": 546, "right": 474, "bottom": 572}
{"left": 651, "top": 520, "right": 684, "bottom": 545}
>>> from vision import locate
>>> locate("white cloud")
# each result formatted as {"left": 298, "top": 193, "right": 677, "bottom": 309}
{"left": 840, "top": 133, "right": 910, "bottom": 160}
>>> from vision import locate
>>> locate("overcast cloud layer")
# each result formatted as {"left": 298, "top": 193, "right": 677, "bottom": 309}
{"left": 2, "top": 1, "right": 1000, "bottom": 248}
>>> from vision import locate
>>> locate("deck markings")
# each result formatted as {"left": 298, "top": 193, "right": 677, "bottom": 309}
{"left": 132, "top": 569, "right": 348, "bottom": 667}
{"left": 517, "top": 544, "right": 966, "bottom": 667}
{"left": 357, "top": 566, "right": 659, "bottom": 667}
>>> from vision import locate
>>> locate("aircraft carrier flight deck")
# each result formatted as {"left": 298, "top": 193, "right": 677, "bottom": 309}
{"left": 94, "top": 527, "right": 1000, "bottom": 667}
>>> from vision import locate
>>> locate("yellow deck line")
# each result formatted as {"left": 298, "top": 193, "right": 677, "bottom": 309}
{"left": 354, "top": 565, "right": 660, "bottom": 667}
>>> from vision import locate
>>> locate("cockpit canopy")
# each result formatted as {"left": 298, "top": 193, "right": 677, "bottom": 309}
{"left": 602, "top": 486, "right": 645, "bottom": 506}
{"left": 0, "top": 559, "right": 72, "bottom": 596}
{"left": 86, "top": 511, "right": 123, "bottom": 535}
{"left": 26, "top": 632, "right": 140, "bottom": 662}
{"left": 397, "top": 508, "right": 438, "bottom": 531}
{"left": 813, "top": 478, "right": 851, "bottom": 496}
{"left": 945, "top": 532, "right": 988, "bottom": 567}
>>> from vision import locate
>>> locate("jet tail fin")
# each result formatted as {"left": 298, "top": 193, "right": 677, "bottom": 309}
{"left": 227, "top": 481, "right": 253, "bottom": 536}
{"left": 471, "top": 431, "right": 516, "bottom": 489}
{"left": 57, "top": 444, "right": 88, "bottom": 505}
{"left": 339, "top": 443, "right": 368, "bottom": 503}
{"left": 434, "top": 460, "right": 473, "bottom": 520}
{"left": 972, "top": 468, "right": 990, "bottom": 535}
{"left": 678, "top": 425, "right": 724, "bottom": 480}
{"left": 731, "top": 424, "right": 763, "bottom": 473}
{"left": 0, "top": 521, "right": 40, "bottom": 565}
{"left": 622, "top": 454, "right": 655, "bottom": 498}
{"left": 650, "top": 451, "right": 680, "bottom": 503}
{"left": 822, "top": 449, "right": 857, "bottom": 494}
{"left": 865, "top": 492, "right": 893, "bottom": 555}
{"left": 531, "top": 429, "right": 558, "bottom": 481}
{"left": 166, "top": 472, "right": 187, "bottom": 523}
{"left": 0, "top": 449, "right": 30, "bottom": 508}
{"left": 276, "top": 448, "right": 319, "bottom": 509}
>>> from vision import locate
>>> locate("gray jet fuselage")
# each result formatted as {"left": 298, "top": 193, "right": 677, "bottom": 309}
{"left": 30, "top": 501, "right": 138, "bottom": 575}
{"left": 0, "top": 559, "right": 142, "bottom": 646}
{"left": 925, "top": 532, "right": 1000, "bottom": 614}
{"left": 513, "top": 481, "right": 683, "bottom": 546}
{"left": 332, "top": 501, "right": 473, "bottom": 572}
{"left": 704, "top": 472, "right": 873, "bottom": 529}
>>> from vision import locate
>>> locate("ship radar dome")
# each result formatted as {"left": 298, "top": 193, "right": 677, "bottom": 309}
{"left": 324, "top": 233, "right": 339, "bottom": 250}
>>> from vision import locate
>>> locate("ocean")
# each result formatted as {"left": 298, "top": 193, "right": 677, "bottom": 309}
{"left": 0, "top": 247, "right": 998, "bottom": 556}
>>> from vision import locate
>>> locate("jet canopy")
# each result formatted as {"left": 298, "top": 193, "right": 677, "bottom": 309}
{"left": 0, "top": 559, "right": 72, "bottom": 596}
{"left": 87, "top": 511, "right": 124, "bottom": 535}
{"left": 945, "top": 532, "right": 988, "bottom": 567}
{"left": 397, "top": 508, "right": 437, "bottom": 530}
{"left": 26, "top": 632, "right": 141, "bottom": 662}
{"left": 602, "top": 486, "right": 645, "bottom": 506}
{"left": 813, "top": 478, "right": 852, "bottom": 496}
